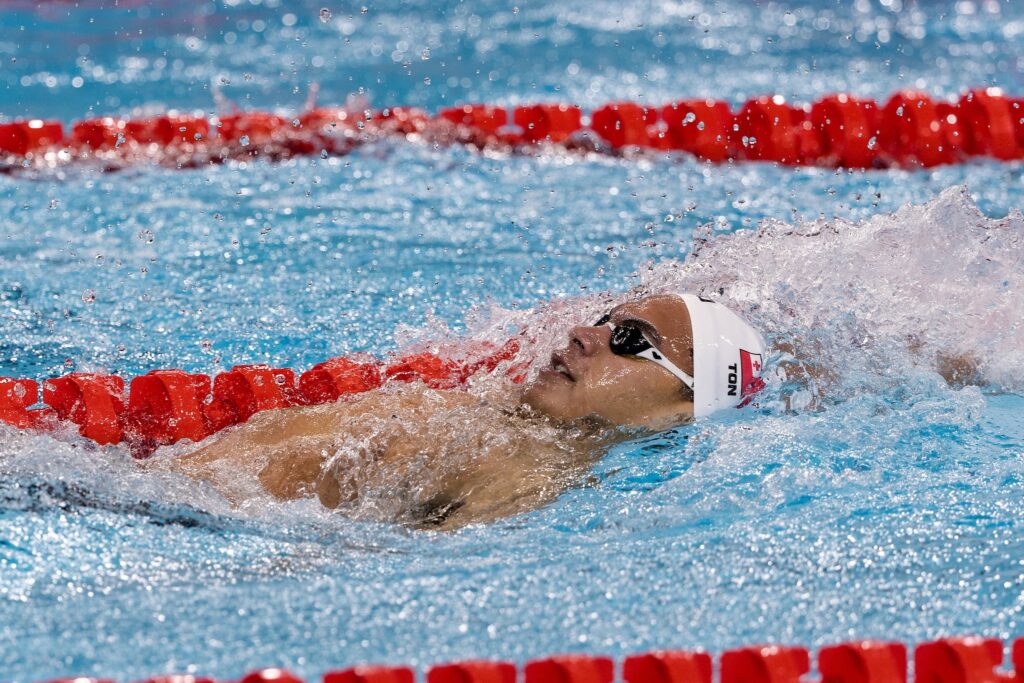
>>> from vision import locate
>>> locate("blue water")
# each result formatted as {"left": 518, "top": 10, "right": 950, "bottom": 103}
{"left": 2, "top": 1, "right": 1024, "bottom": 681}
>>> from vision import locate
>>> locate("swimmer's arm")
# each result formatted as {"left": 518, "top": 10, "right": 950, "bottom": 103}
{"left": 175, "top": 388, "right": 486, "bottom": 505}
{"left": 165, "top": 404, "right": 338, "bottom": 501}
{"left": 907, "top": 338, "right": 983, "bottom": 386}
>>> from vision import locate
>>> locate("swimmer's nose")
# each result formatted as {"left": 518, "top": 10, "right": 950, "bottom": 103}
{"left": 569, "top": 324, "right": 609, "bottom": 356}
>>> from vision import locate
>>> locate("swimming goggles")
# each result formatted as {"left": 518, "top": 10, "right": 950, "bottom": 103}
{"left": 594, "top": 313, "right": 695, "bottom": 390}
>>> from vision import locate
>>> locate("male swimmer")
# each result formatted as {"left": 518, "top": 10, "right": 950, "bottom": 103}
{"left": 152, "top": 293, "right": 766, "bottom": 529}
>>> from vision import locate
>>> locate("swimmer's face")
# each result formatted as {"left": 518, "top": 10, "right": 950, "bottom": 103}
{"left": 522, "top": 294, "right": 694, "bottom": 427}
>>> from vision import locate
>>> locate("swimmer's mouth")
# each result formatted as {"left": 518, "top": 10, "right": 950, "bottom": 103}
{"left": 550, "top": 352, "right": 575, "bottom": 381}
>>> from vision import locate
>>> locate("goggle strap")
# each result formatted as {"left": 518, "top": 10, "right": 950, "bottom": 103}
{"left": 635, "top": 346, "right": 695, "bottom": 390}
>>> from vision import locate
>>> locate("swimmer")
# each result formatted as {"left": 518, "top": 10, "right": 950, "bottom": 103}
{"left": 150, "top": 293, "right": 767, "bottom": 530}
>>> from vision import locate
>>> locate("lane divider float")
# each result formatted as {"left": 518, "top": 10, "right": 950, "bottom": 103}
{"left": 35, "top": 636, "right": 1024, "bottom": 683}
{"left": 0, "top": 339, "right": 524, "bottom": 456}
{"left": 3, "top": 88, "right": 1023, "bottom": 171}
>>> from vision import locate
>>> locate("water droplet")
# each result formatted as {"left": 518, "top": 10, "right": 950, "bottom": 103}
{"left": 320, "top": 149, "right": 329, "bottom": 159}
{"left": 115, "top": 132, "right": 126, "bottom": 148}
{"left": 239, "top": 135, "right": 250, "bottom": 146}
{"left": 683, "top": 112, "right": 696, "bottom": 125}
{"left": 137, "top": 229, "right": 154, "bottom": 243}
{"left": 360, "top": 6, "right": 368, "bottom": 13}
{"left": 319, "top": 7, "right": 331, "bottom": 22}
{"left": 48, "top": 198, "right": 59, "bottom": 210}
{"left": 81, "top": 289, "right": 96, "bottom": 304}
{"left": 200, "top": 339, "right": 213, "bottom": 353}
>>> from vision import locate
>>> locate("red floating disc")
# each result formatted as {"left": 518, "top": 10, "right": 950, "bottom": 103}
{"left": 623, "top": 651, "right": 712, "bottom": 683}
{"left": 721, "top": 645, "right": 810, "bottom": 683}
{"left": 212, "top": 365, "right": 298, "bottom": 423}
{"left": 299, "top": 356, "right": 384, "bottom": 404}
{"left": 385, "top": 352, "right": 464, "bottom": 389}
{"left": 458, "top": 338, "right": 522, "bottom": 382}
{"left": 935, "top": 102, "right": 968, "bottom": 159}
{"left": 0, "top": 378, "right": 39, "bottom": 429}
{"left": 43, "top": 373, "right": 126, "bottom": 445}
{"left": 915, "top": 638, "right": 1007, "bottom": 683}
{"left": 591, "top": 102, "right": 656, "bottom": 149}
{"left": 513, "top": 104, "right": 583, "bottom": 143}
{"left": 239, "top": 669, "right": 305, "bottom": 683}
{"left": 217, "top": 112, "right": 288, "bottom": 146}
{"left": 324, "top": 666, "right": 415, "bottom": 683}
{"left": 734, "top": 96, "right": 802, "bottom": 164}
{"left": 819, "top": 641, "right": 907, "bottom": 683}
{"left": 127, "top": 370, "right": 213, "bottom": 446}
{"left": 140, "top": 676, "right": 216, "bottom": 683}
{"left": 123, "top": 114, "right": 210, "bottom": 147}
{"left": 428, "top": 661, "right": 516, "bottom": 683}
{"left": 1013, "top": 639, "right": 1024, "bottom": 679}
{"left": 299, "top": 107, "right": 357, "bottom": 134}
{"left": 958, "top": 88, "right": 1020, "bottom": 160}
{"left": 660, "top": 100, "right": 733, "bottom": 161}
{"left": 202, "top": 395, "right": 240, "bottom": 434}
{"left": 0, "top": 120, "right": 65, "bottom": 156}
{"left": 879, "top": 91, "right": 953, "bottom": 168}
{"left": 439, "top": 104, "right": 509, "bottom": 135}
{"left": 373, "top": 106, "right": 429, "bottom": 134}
{"left": 524, "top": 656, "right": 615, "bottom": 683}
{"left": 71, "top": 117, "right": 126, "bottom": 150}
{"left": 810, "top": 94, "right": 882, "bottom": 169}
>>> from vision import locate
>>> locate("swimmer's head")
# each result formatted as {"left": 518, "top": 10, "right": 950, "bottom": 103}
{"left": 521, "top": 293, "right": 766, "bottom": 427}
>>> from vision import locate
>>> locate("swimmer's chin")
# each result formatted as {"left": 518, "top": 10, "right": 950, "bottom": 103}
{"left": 514, "top": 394, "right": 694, "bottom": 434}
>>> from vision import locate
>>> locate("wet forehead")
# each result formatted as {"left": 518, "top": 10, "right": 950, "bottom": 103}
{"left": 611, "top": 294, "right": 691, "bottom": 347}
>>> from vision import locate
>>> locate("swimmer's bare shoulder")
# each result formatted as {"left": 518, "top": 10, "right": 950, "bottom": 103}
{"left": 157, "top": 387, "right": 481, "bottom": 497}
{"left": 152, "top": 386, "right": 596, "bottom": 529}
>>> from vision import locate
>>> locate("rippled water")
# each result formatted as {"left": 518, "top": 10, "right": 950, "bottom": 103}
{"left": 2, "top": 1, "right": 1024, "bottom": 682}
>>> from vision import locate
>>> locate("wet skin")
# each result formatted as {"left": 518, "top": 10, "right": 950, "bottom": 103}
{"left": 158, "top": 294, "right": 696, "bottom": 528}
{"left": 522, "top": 294, "right": 695, "bottom": 427}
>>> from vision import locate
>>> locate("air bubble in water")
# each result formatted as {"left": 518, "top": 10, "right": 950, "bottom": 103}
{"left": 82, "top": 290, "right": 96, "bottom": 304}
{"left": 319, "top": 7, "right": 331, "bottom": 22}
{"left": 240, "top": 135, "right": 250, "bottom": 146}
{"left": 115, "top": 132, "right": 126, "bottom": 148}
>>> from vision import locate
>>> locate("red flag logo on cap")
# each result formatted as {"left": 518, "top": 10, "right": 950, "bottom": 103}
{"left": 737, "top": 349, "right": 765, "bottom": 407}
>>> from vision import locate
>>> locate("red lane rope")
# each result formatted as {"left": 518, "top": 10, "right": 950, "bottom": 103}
{"left": 34, "top": 636, "right": 1024, "bottom": 683}
{"left": 3, "top": 87, "right": 1023, "bottom": 171}
{"left": 0, "top": 340, "right": 525, "bottom": 455}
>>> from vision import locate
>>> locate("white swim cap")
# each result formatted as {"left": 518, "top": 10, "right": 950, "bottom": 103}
{"left": 679, "top": 294, "right": 767, "bottom": 418}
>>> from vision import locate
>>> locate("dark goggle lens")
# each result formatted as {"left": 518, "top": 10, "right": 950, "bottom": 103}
{"left": 610, "top": 324, "right": 652, "bottom": 355}
{"left": 594, "top": 312, "right": 654, "bottom": 356}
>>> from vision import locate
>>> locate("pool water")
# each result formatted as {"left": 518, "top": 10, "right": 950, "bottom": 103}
{"left": 2, "top": 1, "right": 1024, "bottom": 681}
